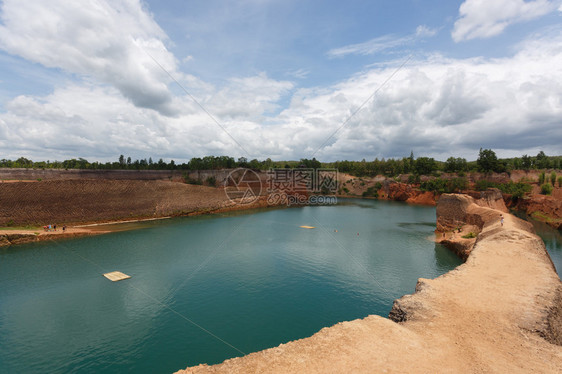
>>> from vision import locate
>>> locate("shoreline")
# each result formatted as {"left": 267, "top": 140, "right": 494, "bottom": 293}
{"left": 176, "top": 193, "right": 562, "bottom": 373}
{"left": 0, "top": 195, "right": 280, "bottom": 247}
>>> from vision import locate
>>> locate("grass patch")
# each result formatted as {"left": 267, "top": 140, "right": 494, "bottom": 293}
{"left": 531, "top": 211, "right": 561, "bottom": 223}
{"left": 0, "top": 225, "right": 41, "bottom": 230}
{"left": 461, "top": 232, "right": 477, "bottom": 239}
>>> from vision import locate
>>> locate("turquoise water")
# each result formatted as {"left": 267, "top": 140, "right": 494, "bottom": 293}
{"left": 0, "top": 199, "right": 461, "bottom": 373}
{"left": 523, "top": 217, "right": 562, "bottom": 276}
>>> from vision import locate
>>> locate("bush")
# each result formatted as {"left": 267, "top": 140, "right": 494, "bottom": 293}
{"left": 362, "top": 186, "right": 379, "bottom": 198}
{"left": 474, "top": 180, "right": 531, "bottom": 199}
{"left": 183, "top": 174, "right": 203, "bottom": 185}
{"left": 541, "top": 183, "right": 553, "bottom": 195}
{"left": 462, "top": 232, "right": 477, "bottom": 239}
{"left": 342, "top": 187, "right": 349, "bottom": 194}
{"left": 551, "top": 172, "right": 557, "bottom": 186}
{"left": 538, "top": 171, "right": 546, "bottom": 185}
{"left": 420, "top": 177, "right": 467, "bottom": 193}
{"left": 558, "top": 176, "right": 562, "bottom": 188}
{"left": 206, "top": 176, "right": 217, "bottom": 187}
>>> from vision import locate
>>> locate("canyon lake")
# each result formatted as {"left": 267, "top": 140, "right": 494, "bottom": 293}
{"left": 0, "top": 199, "right": 463, "bottom": 373}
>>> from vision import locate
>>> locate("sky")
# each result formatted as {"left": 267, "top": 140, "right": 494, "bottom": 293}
{"left": 0, "top": 0, "right": 561, "bottom": 163}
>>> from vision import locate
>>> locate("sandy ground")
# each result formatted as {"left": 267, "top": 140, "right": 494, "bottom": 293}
{"left": 176, "top": 201, "right": 562, "bottom": 373}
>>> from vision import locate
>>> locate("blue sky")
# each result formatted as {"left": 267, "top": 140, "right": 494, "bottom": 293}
{"left": 0, "top": 0, "right": 561, "bottom": 162}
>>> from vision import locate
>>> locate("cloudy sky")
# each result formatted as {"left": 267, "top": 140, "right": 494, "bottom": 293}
{"left": 0, "top": 0, "right": 561, "bottom": 163}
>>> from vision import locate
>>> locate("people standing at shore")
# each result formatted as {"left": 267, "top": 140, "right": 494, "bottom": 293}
{"left": 62, "top": 225, "right": 66, "bottom": 232}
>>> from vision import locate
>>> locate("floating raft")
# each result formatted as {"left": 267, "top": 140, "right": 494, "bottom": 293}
{"left": 300, "top": 226, "right": 316, "bottom": 229}
{"left": 103, "top": 271, "right": 131, "bottom": 282}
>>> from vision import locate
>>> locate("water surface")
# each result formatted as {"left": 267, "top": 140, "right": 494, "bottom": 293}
{"left": 0, "top": 199, "right": 461, "bottom": 373}
{"left": 522, "top": 216, "right": 562, "bottom": 276}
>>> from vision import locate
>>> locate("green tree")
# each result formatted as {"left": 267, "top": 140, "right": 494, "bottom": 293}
{"left": 538, "top": 171, "right": 546, "bottom": 185}
{"left": 477, "top": 148, "right": 499, "bottom": 173}
{"left": 541, "top": 183, "right": 553, "bottom": 195}
{"left": 299, "top": 158, "right": 322, "bottom": 169}
{"left": 444, "top": 157, "right": 468, "bottom": 173}
{"left": 521, "top": 154, "right": 532, "bottom": 170}
{"left": 535, "top": 151, "right": 550, "bottom": 169}
{"left": 551, "top": 171, "right": 557, "bottom": 186}
{"left": 414, "top": 157, "right": 437, "bottom": 175}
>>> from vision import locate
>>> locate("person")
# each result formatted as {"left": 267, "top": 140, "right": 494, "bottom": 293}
{"left": 62, "top": 225, "right": 66, "bottom": 232}
{"left": 500, "top": 214, "right": 504, "bottom": 226}
{"left": 53, "top": 224, "right": 57, "bottom": 231}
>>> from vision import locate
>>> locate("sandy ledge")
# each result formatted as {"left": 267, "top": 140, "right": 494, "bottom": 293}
{"left": 176, "top": 193, "right": 562, "bottom": 373}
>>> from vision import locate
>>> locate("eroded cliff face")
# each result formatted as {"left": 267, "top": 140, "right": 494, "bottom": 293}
{"left": 517, "top": 194, "right": 562, "bottom": 230}
{"left": 176, "top": 194, "right": 562, "bottom": 374}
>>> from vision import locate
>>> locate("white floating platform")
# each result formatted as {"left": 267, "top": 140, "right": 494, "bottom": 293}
{"left": 300, "top": 226, "right": 316, "bottom": 229}
{"left": 103, "top": 271, "right": 131, "bottom": 282}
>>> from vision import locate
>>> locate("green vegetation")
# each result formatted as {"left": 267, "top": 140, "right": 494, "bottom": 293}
{"left": 541, "top": 183, "right": 553, "bottom": 195}
{"left": 531, "top": 211, "right": 562, "bottom": 223}
{"left": 183, "top": 174, "right": 203, "bottom": 185}
{"left": 477, "top": 148, "right": 505, "bottom": 173}
{"left": 419, "top": 177, "right": 467, "bottom": 193}
{"left": 444, "top": 157, "right": 468, "bottom": 173}
{"left": 474, "top": 180, "right": 532, "bottom": 200}
{"left": 205, "top": 176, "right": 217, "bottom": 187}
{"left": 362, "top": 187, "right": 378, "bottom": 198}
{"left": 550, "top": 171, "right": 557, "bottom": 186}
{"left": 558, "top": 176, "right": 562, "bottom": 188}
{"left": 538, "top": 171, "right": 546, "bottom": 185}
{"left": 461, "top": 232, "right": 477, "bottom": 239}
{"left": 1, "top": 150, "right": 560, "bottom": 176}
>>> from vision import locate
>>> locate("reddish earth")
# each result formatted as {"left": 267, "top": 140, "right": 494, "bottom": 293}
{"left": 516, "top": 194, "right": 562, "bottom": 229}
{"left": 0, "top": 179, "right": 239, "bottom": 227}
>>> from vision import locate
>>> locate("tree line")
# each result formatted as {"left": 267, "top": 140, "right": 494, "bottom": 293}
{"left": 0, "top": 150, "right": 560, "bottom": 176}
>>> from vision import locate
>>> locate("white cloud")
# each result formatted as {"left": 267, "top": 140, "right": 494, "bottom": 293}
{"left": 0, "top": 0, "right": 180, "bottom": 115}
{"left": 285, "top": 69, "right": 309, "bottom": 79}
{"left": 2, "top": 31, "right": 562, "bottom": 162}
{"left": 207, "top": 73, "right": 294, "bottom": 120}
{"left": 416, "top": 25, "right": 438, "bottom": 38}
{"left": 0, "top": 1, "right": 561, "bottom": 163}
{"left": 452, "top": 0, "right": 559, "bottom": 42}
{"left": 327, "top": 25, "right": 437, "bottom": 58}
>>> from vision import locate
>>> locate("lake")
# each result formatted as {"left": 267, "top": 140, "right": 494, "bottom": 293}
{"left": 0, "top": 199, "right": 462, "bottom": 373}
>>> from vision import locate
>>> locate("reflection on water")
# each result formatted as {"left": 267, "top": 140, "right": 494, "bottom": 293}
{"left": 0, "top": 199, "right": 462, "bottom": 373}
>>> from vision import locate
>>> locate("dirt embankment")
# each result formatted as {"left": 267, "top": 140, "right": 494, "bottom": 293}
{"left": 176, "top": 194, "right": 562, "bottom": 374}
{"left": 515, "top": 194, "right": 562, "bottom": 230}
{"left": 0, "top": 178, "right": 273, "bottom": 246}
{"left": 0, "top": 179, "right": 236, "bottom": 226}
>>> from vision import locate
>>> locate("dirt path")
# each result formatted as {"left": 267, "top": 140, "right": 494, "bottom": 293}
{"left": 176, "top": 198, "right": 562, "bottom": 373}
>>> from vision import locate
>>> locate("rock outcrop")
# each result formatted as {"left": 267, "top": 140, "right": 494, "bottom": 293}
{"left": 517, "top": 194, "right": 562, "bottom": 230}
{"left": 176, "top": 194, "right": 562, "bottom": 374}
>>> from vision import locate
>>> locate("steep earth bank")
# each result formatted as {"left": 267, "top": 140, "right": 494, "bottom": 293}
{"left": 176, "top": 194, "right": 562, "bottom": 374}
{"left": 0, "top": 179, "right": 272, "bottom": 246}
